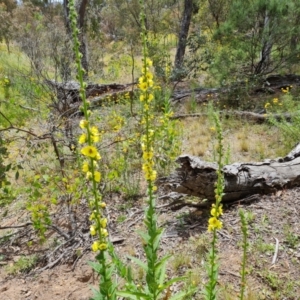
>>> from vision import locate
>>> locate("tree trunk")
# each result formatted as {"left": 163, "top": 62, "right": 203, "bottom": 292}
{"left": 158, "top": 144, "right": 300, "bottom": 203}
{"left": 255, "top": 10, "right": 273, "bottom": 75}
{"left": 174, "top": 0, "right": 195, "bottom": 71}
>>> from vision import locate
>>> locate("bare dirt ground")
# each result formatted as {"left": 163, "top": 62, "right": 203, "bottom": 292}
{"left": 1, "top": 184, "right": 300, "bottom": 299}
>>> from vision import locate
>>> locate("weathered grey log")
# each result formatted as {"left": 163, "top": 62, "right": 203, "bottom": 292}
{"left": 158, "top": 143, "right": 300, "bottom": 202}
{"left": 45, "top": 80, "right": 135, "bottom": 115}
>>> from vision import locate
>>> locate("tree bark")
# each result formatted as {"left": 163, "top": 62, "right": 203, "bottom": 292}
{"left": 158, "top": 144, "right": 300, "bottom": 203}
{"left": 174, "top": 0, "right": 195, "bottom": 71}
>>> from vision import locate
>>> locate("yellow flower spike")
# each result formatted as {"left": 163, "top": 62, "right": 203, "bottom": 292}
{"left": 94, "top": 171, "right": 101, "bottom": 182}
{"left": 82, "top": 162, "right": 89, "bottom": 173}
{"left": 79, "top": 133, "right": 87, "bottom": 144}
{"left": 100, "top": 218, "right": 107, "bottom": 228}
{"left": 90, "top": 225, "right": 96, "bottom": 236}
{"left": 79, "top": 119, "right": 88, "bottom": 129}
{"left": 81, "top": 145, "right": 98, "bottom": 158}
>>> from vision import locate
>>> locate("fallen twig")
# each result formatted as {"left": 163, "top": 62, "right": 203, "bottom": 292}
{"left": 272, "top": 237, "right": 280, "bottom": 264}
{"left": 0, "top": 222, "right": 33, "bottom": 230}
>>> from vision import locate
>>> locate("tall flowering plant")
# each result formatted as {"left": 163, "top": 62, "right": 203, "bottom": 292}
{"left": 67, "top": 0, "right": 116, "bottom": 299}
{"left": 203, "top": 112, "right": 224, "bottom": 300}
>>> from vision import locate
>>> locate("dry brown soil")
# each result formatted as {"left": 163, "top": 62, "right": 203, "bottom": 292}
{"left": 1, "top": 186, "right": 300, "bottom": 299}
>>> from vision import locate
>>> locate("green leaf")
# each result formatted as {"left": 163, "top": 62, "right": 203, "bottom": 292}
{"left": 15, "top": 171, "right": 19, "bottom": 180}
{"left": 137, "top": 230, "right": 150, "bottom": 244}
{"left": 153, "top": 229, "right": 164, "bottom": 251}
{"left": 155, "top": 254, "right": 172, "bottom": 284}
{"left": 90, "top": 287, "right": 103, "bottom": 300}
{"left": 88, "top": 261, "right": 102, "bottom": 273}
{"left": 157, "top": 276, "right": 187, "bottom": 296}
{"left": 117, "top": 291, "right": 149, "bottom": 300}
{"left": 168, "top": 287, "right": 197, "bottom": 300}
{"left": 127, "top": 255, "right": 148, "bottom": 272}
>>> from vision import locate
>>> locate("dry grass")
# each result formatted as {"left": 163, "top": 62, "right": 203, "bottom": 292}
{"left": 181, "top": 114, "right": 290, "bottom": 163}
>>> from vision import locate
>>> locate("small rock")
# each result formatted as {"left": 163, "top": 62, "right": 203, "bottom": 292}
{"left": 25, "top": 291, "right": 32, "bottom": 297}
{"left": 0, "top": 286, "right": 8, "bottom": 292}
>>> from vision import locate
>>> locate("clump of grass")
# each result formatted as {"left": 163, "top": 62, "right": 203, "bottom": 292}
{"left": 6, "top": 255, "right": 37, "bottom": 275}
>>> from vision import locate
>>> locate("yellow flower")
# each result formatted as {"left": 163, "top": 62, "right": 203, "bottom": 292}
{"left": 149, "top": 170, "right": 157, "bottom": 181}
{"left": 139, "top": 82, "right": 148, "bottom": 91}
{"left": 101, "top": 228, "right": 108, "bottom": 237}
{"left": 95, "top": 152, "right": 101, "bottom": 160}
{"left": 79, "top": 119, "right": 88, "bottom": 129}
{"left": 90, "top": 225, "right": 96, "bottom": 236}
{"left": 98, "top": 243, "right": 108, "bottom": 251}
{"left": 100, "top": 218, "right": 107, "bottom": 228}
{"left": 90, "top": 126, "right": 100, "bottom": 143}
{"left": 148, "top": 94, "right": 154, "bottom": 101}
{"left": 81, "top": 145, "right": 98, "bottom": 158}
{"left": 264, "top": 102, "right": 271, "bottom": 109}
{"left": 100, "top": 202, "right": 106, "bottom": 208}
{"left": 143, "top": 151, "right": 154, "bottom": 160}
{"left": 145, "top": 58, "right": 153, "bottom": 67}
{"left": 147, "top": 79, "right": 154, "bottom": 88}
{"left": 210, "top": 127, "right": 216, "bottom": 131}
{"left": 82, "top": 162, "right": 89, "bottom": 173}
{"left": 145, "top": 72, "right": 153, "bottom": 80}
{"left": 91, "top": 241, "right": 99, "bottom": 252}
{"left": 79, "top": 133, "right": 87, "bottom": 144}
{"left": 140, "top": 94, "right": 145, "bottom": 102}
{"left": 94, "top": 171, "right": 101, "bottom": 182}
{"left": 208, "top": 217, "right": 223, "bottom": 232}
{"left": 272, "top": 98, "right": 279, "bottom": 104}
{"left": 210, "top": 204, "right": 223, "bottom": 217}
{"left": 86, "top": 171, "right": 92, "bottom": 180}
{"left": 89, "top": 212, "right": 95, "bottom": 220}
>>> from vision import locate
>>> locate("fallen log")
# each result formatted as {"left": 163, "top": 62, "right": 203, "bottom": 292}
{"left": 158, "top": 143, "right": 300, "bottom": 203}
{"left": 170, "top": 110, "right": 294, "bottom": 124}
{"left": 45, "top": 80, "right": 135, "bottom": 115}
{"left": 171, "top": 74, "right": 300, "bottom": 103}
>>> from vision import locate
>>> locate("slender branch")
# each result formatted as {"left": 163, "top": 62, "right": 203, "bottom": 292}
{"left": 0, "top": 111, "right": 51, "bottom": 139}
